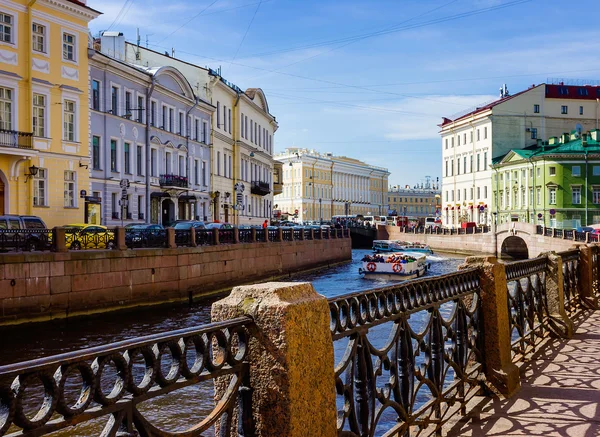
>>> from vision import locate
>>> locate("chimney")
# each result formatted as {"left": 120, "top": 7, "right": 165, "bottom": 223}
{"left": 582, "top": 133, "right": 588, "bottom": 147}
{"left": 561, "top": 132, "right": 570, "bottom": 144}
{"left": 591, "top": 129, "right": 600, "bottom": 142}
{"left": 536, "top": 139, "right": 543, "bottom": 147}
{"left": 548, "top": 136, "right": 558, "bottom": 145}
{"left": 100, "top": 31, "right": 125, "bottom": 61}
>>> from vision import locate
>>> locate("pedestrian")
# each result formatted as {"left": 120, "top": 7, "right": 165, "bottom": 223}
{"left": 262, "top": 219, "right": 268, "bottom": 229}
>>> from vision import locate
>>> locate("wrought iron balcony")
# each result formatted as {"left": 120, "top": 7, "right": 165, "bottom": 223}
{"left": 0, "top": 128, "right": 33, "bottom": 149}
{"left": 251, "top": 181, "right": 271, "bottom": 196}
{"left": 159, "top": 174, "right": 188, "bottom": 189}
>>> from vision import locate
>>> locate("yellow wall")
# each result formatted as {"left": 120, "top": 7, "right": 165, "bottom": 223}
{"left": 0, "top": 0, "right": 99, "bottom": 226}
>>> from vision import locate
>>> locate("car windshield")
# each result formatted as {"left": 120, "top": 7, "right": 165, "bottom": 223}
{"left": 129, "top": 225, "right": 151, "bottom": 230}
{"left": 174, "top": 222, "right": 192, "bottom": 229}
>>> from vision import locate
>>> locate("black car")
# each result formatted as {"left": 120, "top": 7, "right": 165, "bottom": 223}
{"left": 173, "top": 220, "right": 206, "bottom": 230}
{"left": 124, "top": 224, "right": 166, "bottom": 248}
{"left": 0, "top": 215, "right": 51, "bottom": 251}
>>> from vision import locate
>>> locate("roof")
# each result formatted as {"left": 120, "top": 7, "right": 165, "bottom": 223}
{"left": 66, "top": 0, "right": 102, "bottom": 15}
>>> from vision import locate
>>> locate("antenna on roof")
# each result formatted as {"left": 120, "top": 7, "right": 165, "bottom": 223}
{"left": 500, "top": 84, "right": 510, "bottom": 98}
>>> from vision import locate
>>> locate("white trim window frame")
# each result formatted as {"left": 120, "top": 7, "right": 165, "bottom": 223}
{"left": 124, "top": 87, "right": 134, "bottom": 119}
{"left": 91, "top": 78, "right": 101, "bottom": 112}
{"left": 571, "top": 186, "right": 581, "bottom": 205}
{"left": 33, "top": 167, "right": 47, "bottom": 206}
{"left": 62, "top": 98, "right": 76, "bottom": 142}
{"left": 202, "top": 120, "right": 208, "bottom": 144}
{"left": 64, "top": 170, "right": 76, "bottom": 208}
{"left": 61, "top": 29, "right": 77, "bottom": 64}
{"left": 32, "top": 20, "right": 49, "bottom": 55}
{"left": 136, "top": 92, "right": 145, "bottom": 124}
{"left": 32, "top": 92, "right": 46, "bottom": 137}
{"left": 110, "top": 83, "right": 120, "bottom": 116}
{"left": 0, "top": 85, "right": 13, "bottom": 131}
{"left": 178, "top": 109, "right": 185, "bottom": 136}
{"left": 0, "top": 11, "right": 16, "bottom": 47}
{"left": 150, "top": 98, "right": 158, "bottom": 127}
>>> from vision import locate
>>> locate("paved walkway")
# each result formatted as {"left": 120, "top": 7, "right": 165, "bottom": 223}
{"left": 447, "top": 310, "right": 600, "bottom": 437}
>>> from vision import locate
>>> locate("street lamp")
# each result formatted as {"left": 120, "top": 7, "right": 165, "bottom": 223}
{"left": 319, "top": 198, "right": 322, "bottom": 223}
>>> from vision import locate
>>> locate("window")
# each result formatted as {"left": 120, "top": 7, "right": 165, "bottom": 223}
{"left": 451, "top": 137, "right": 454, "bottom": 148}
{"left": 549, "top": 166, "right": 556, "bottom": 176}
{"left": 178, "top": 155, "right": 184, "bottom": 176}
{"left": 33, "top": 168, "right": 46, "bottom": 206}
{"left": 92, "top": 136, "right": 101, "bottom": 169}
{"left": 476, "top": 129, "right": 480, "bottom": 141}
{"left": 194, "top": 159, "right": 199, "bottom": 185}
{"left": 162, "top": 105, "right": 167, "bottom": 129}
{"left": 445, "top": 139, "right": 448, "bottom": 149}
{"left": 151, "top": 101, "right": 156, "bottom": 126}
{"left": 92, "top": 80, "right": 100, "bottom": 111}
{"left": 111, "top": 192, "right": 117, "bottom": 216}
{"left": 62, "top": 32, "right": 75, "bottom": 61}
{"left": 169, "top": 108, "right": 174, "bottom": 132}
{"left": 572, "top": 187, "right": 581, "bottom": 204}
{"left": 137, "top": 96, "right": 143, "bottom": 123}
{"left": 578, "top": 88, "right": 588, "bottom": 96}
{"left": 217, "top": 101, "right": 221, "bottom": 128}
{"left": 178, "top": 111, "right": 183, "bottom": 135}
{"left": 202, "top": 120, "right": 208, "bottom": 143}
{"left": 0, "top": 13, "right": 12, "bottom": 43}
{"left": 244, "top": 115, "right": 248, "bottom": 139}
{"left": 202, "top": 161, "right": 207, "bottom": 185}
{"left": 63, "top": 100, "right": 75, "bottom": 141}
{"left": 483, "top": 152, "right": 487, "bottom": 169}
{"left": 580, "top": 106, "right": 584, "bottom": 115}
{"left": 217, "top": 152, "right": 221, "bottom": 176}
{"left": 484, "top": 186, "right": 488, "bottom": 198}
{"left": 228, "top": 108, "right": 232, "bottom": 134}
{"left": 32, "top": 94, "right": 45, "bottom": 137}
{"left": 445, "top": 161, "right": 448, "bottom": 177}
{"left": 125, "top": 91, "right": 132, "bottom": 118}
{"left": 124, "top": 142, "right": 131, "bottom": 174}
{"left": 32, "top": 23, "right": 45, "bottom": 52}
{"left": 561, "top": 105, "right": 568, "bottom": 114}
{"left": 137, "top": 145, "right": 143, "bottom": 175}
{"left": 457, "top": 159, "right": 460, "bottom": 175}
{"left": 484, "top": 127, "right": 488, "bottom": 139}
{"left": 0, "top": 86, "right": 12, "bottom": 130}
{"left": 533, "top": 104, "right": 540, "bottom": 113}
{"left": 463, "top": 133, "right": 466, "bottom": 144}
{"left": 572, "top": 165, "right": 581, "bottom": 177}
{"left": 64, "top": 171, "right": 75, "bottom": 207}
{"left": 530, "top": 128, "right": 537, "bottom": 139}
{"left": 137, "top": 196, "right": 143, "bottom": 219}
{"left": 559, "top": 86, "right": 568, "bottom": 95}
{"left": 549, "top": 187, "right": 556, "bottom": 205}
{"left": 451, "top": 159, "right": 454, "bottom": 176}
{"left": 594, "top": 188, "right": 600, "bottom": 204}
{"left": 110, "top": 139, "right": 117, "bottom": 172}
{"left": 463, "top": 156, "right": 467, "bottom": 173}
{"left": 476, "top": 154, "right": 480, "bottom": 171}
{"left": 536, "top": 188, "right": 541, "bottom": 205}
{"left": 595, "top": 166, "right": 600, "bottom": 176}
{"left": 151, "top": 149, "right": 157, "bottom": 176}
{"left": 111, "top": 86, "right": 118, "bottom": 115}
{"left": 457, "top": 135, "right": 460, "bottom": 146}
{"left": 477, "top": 187, "right": 480, "bottom": 198}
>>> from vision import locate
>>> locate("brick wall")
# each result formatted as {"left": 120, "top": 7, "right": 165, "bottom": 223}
{"left": 0, "top": 238, "right": 352, "bottom": 325}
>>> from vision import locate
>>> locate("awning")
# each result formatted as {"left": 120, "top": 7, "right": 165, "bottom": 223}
{"left": 151, "top": 192, "right": 170, "bottom": 198}
{"left": 178, "top": 195, "right": 197, "bottom": 201}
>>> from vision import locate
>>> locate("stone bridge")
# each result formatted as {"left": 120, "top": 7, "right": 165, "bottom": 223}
{"left": 377, "top": 222, "right": 584, "bottom": 258}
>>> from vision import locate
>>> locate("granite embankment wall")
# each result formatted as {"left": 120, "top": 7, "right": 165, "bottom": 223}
{"left": 0, "top": 238, "right": 351, "bottom": 325}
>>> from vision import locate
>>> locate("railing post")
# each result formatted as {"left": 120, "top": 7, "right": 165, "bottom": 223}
{"left": 190, "top": 227, "right": 197, "bottom": 247}
{"left": 299, "top": 228, "right": 305, "bottom": 240}
{"left": 460, "top": 256, "right": 520, "bottom": 396}
{"left": 167, "top": 228, "right": 176, "bottom": 249}
{"left": 310, "top": 229, "right": 315, "bottom": 240}
{"left": 585, "top": 232, "right": 590, "bottom": 244}
{"left": 53, "top": 227, "right": 67, "bottom": 252}
{"left": 234, "top": 227, "right": 240, "bottom": 244}
{"left": 546, "top": 252, "right": 574, "bottom": 338}
{"left": 212, "top": 228, "right": 220, "bottom": 245}
{"left": 578, "top": 245, "right": 599, "bottom": 308}
{"left": 212, "top": 283, "right": 337, "bottom": 437}
{"left": 251, "top": 228, "right": 257, "bottom": 243}
{"left": 573, "top": 231, "right": 577, "bottom": 242}
{"left": 115, "top": 226, "right": 127, "bottom": 250}
{"left": 331, "top": 228, "right": 337, "bottom": 239}
{"left": 278, "top": 228, "right": 283, "bottom": 242}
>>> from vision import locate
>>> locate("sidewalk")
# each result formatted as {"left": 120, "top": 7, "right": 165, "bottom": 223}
{"left": 447, "top": 310, "right": 600, "bottom": 437}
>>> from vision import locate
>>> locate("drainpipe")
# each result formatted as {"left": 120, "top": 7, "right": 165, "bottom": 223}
{"left": 26, "top": 0, "right": 38, "bottom": 216}
{"left": 233, "top": 91, "right": 241, "bottom": 225}
{"left": 145, "top": 76, "right": 156, "bottom": 224}
{"left": 186, "top": 96, "right": 199, "bottom": 220}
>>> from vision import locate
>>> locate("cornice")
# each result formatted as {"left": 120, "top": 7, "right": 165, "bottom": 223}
{"left": 41, "top": 0, "right": 101, "bottom": 21}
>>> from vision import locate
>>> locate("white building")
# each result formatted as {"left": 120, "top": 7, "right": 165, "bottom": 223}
{"left": 440, "top": 82, "right": 600, "bottom": 227}
{"left": 274, "top": 148, "right": 389, "bottom": 222}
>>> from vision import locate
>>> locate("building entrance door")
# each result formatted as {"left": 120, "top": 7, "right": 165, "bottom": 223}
{"left": 162, "top": 199, "right": 175, "bottom": 226}
{"left": 0, "top": 179, "right": 4, "bottom": 215}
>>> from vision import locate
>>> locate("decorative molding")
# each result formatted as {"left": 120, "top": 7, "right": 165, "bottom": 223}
{"left": 61, "top": 65, "right": 79, "bottom": 80}
{"left": 0, "top": 49, "right": 17, "bottom": 65}
{"left": 32, "top": 58, "right": 50, "bottom": 73}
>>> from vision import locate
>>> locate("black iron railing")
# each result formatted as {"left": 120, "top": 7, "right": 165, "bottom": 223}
{"left": 174, "top": 229, "right": 192, "bottom": 246}
{"left": 575, "top": 231, "right": 587, "bottom": 242}
{"left": 282, "top": 229, "right": 293, "bottom": 241}
{"left": 0, "top": 317, "right": 255, "bottom": 437}
{"left": 250, "top": 181, "right": 270, "bottom": 196}
{"left": 255, "top": 229, "right": 266, "bottom": 243}
{"left": 559, "top": 249, "right": 581, "bottom": 315}
{"left": 267, "top": 229, "right": 278, "bottom": 242}
{"left": 219, "top": 229, "right": 234, "bottom": 244}
{"left": 65, "top": 227, "right": 115, "bottom": 250}
{"left": 329, "top": 269, "right": 484, "bottom": 436}
{"left": 314, "top": 229, "right": 322, "bottom": 240}
{"left": 239, "top": 229, "right": 253, "bottom": 243}
{"left": 293, "top": 229, "right": 302, "bottom": 240}
{"left": 0, "top": 229, "right": 53, "bottom": 252}
{"left": 0, "top": 128, "right": 33, "bottom": 149}
{"left": 124, "top": 228, "right": 167, "bottom": 248}
{"left": 159, "top": 174, "right": 188, "bottom": 188}
{"left": 564, "top": 229, "right": 574, "bottom": 240}
{"left": 195, "top": 229, "right": 213, "bottom": 246}
{"left": 304, "top": 229, "right": 313, "bottom": 240}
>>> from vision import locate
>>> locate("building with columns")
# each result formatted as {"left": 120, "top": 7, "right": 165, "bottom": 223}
{"left": 387, "top": 182, "right": 441, "bottom": 220}
{"left": 274, "top": 148, "right": 389, "bottom": 222}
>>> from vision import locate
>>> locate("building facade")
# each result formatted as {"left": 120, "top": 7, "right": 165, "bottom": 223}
{"left": 492, "top": 130, "right": 600, "bottom": 228}
{"left": 274, "top": 148, "right": 389, "bottom": 222}
{"left": 122, "top": 43, "right": 278, "bottom": 226}
{"left": 0, "top": 0, "right": 100, "bottom": 227}
{"left": 387, "top": 184, "right": 441, "bottom": 219}
{"left": 440, "top": 83, "right": 600, "bottom": 228}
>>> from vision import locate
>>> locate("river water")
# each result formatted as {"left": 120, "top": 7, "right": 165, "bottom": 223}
{"left": 0, "top": 249, "right": 467, "bottom": 436}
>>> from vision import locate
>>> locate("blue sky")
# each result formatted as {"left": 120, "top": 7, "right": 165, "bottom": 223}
{"left": 88, "top": 0, "right": 600, "bottom": 187}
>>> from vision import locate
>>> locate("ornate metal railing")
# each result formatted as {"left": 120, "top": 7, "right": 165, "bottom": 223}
{"left": 574, "top": 231, "right": 587, "bottom": 242}
{"left": 536, "top": 225, "right": 543, "bottom": 235}
{"left": 282, "top": 229, "right": 293, "bottom": 242}
{"left": 0, "top": 229, "right": 53, "bottom": 252}
{"left": 159, "top": 174, "right": 188, "bottom": 188}
{"left": 195, "top": 229, "right": 213, "bottom": 246}
{"left": 593, "top": 246, "right": 600, "bottom": 297}
{"left": 0, "top": 317, "right": 255, "bottom": 437}
{"left": 323, "top": 229, "right": 330, "bottom": 240}
{"left": 335, "top": 228, "right": 342, "bottom": 238}
{"left": 564, "top": 229, "right": 574, "bottom": 240}
{"left": 559, "top": 250, "right": 581, "bottom": 315}
{"left": 173, "top": 229, "right": 191, "bottom": 247}
{"left": 328, "top": 269, "right": 484, "bottom": 436}
{"left": 505, "top": 257, "right": 549, "bottom": 362}
{"left": 255, "top": 229, "right": 266, "bottom": 243}
{"left": 554, "top": 229, "right": 563, "bottom": 238}
{"left": 65, "top": 227, "right": 116, "bottom": 250}
{"left": 314, "top": 229, "right": 322, "bottom": 240}
{"left": 304, "top": 229, "right": 313, "bottom": 240}
{"left": 0, "top": 128, "right": 33, "bottom": 149}
{"left": 544, "top": 228, "right": 553, "bottom": 237}
{"left": 124, "top": 228, "right": 167, "bottom": 249}
{"left": 267, "top": 229, "right": 278, "bottom": 242}
{"left": 238, "top": 229, "right": 252, "bottom": 243}
{"left": 293, "top": 229, "right": 302, "bottom": 240}
{"left": 219, "top": 229, "right": 234, "bottom": 245}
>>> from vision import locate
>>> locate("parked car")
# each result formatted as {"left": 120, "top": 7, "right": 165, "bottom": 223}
{"left": 0, "top": 215, "right": 50, "bottom": 251}
{"left": 576, "top": 226, "right": 594, "bottom": 233}
{"left": 125, "top": 224, "right": 166, "bottom": 247}
{"left": 64, "top": 224, "right": 115, "bottom": 250}
{"left": 205, "top": 223, "right": 233, "bottom": 230}
{"left": 173, "top": 221, "right": 206, "bottom": 230}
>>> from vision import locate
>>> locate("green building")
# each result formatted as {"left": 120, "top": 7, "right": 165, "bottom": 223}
{"left": 492, "top": 129, "right": 600, "bottom": 228}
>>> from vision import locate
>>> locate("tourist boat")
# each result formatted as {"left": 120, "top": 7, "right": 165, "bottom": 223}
{"left": 372, "top": 240, "right": 433, "bottom": 255}
{"left": 359, "top": 251, "right": 428, "bottom": 281}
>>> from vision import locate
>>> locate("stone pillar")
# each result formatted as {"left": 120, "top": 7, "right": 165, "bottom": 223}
{"left": 546, "top": 253, "right": 574, "bottom": 338}
{"left": 251, "top": 228, "right": 257, "bottom": 243}
{"left": 53, "top": 227, "right": 67, "bottom": 252}
{"left": 278, "top": 228, "right": 283, "bottom": 242}
{"left": 577, "top": 245, "right": 598, "bottom": 308}
{"left": 115, "top": 227, "right": 127, "bottom": 250}
{"left": 167, "top": 228, "right": 176, "bottom": 249}
{"left": 190, "top": 227, "right": 197, "bottom": 247}
{"left": 331, "top": 228, "right": 337, "bottom": 239}
{"left": 460, "top": 256, "right": 520, "bottom": 396}
{"left": 212, "top": 283, "right": 337, "bottom": 437}
{"left": 234, "top": 227, "right": 240, "bottom": 244}
{"left": 585, "top": 232, "right": 590, "bottom": 244}
{"left": 310, "top": 229, "right": 315, "bottom": 240}
{"left": 299, "top": 227, "right": 305, "bottom": 240}
{"left": 213, "top": 228, "right": 220, "bottom": 245}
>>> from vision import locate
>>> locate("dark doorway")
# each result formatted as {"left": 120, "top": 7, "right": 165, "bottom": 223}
{"left": 501, "top": 236, "right": 529, "bottom": 260}
{"left": 162, "top": 199, "right": 175, "bottom": 226}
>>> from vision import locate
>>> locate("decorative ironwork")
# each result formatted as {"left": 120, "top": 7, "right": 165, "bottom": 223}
{"left": 0, "top": 317, "right": 255, "bottom": 437}
{"left": 238, "top": 229, "right": 252, "bottom": 243}
{"left": 535, "top": 225, "right": 543, "bottom": 235}
{"left": 323, "top": 229, "right": 330, "bottom": 240}
{"left": 282, "top": 229, "right": 293, "bottom": 242}
{"left": 554, "top": 229, "right": 563, "bottom": 238}
{"left": 267, "top": 229, "right": 278, "bottom": 242}
{"left": 564, "top": 229, "right": 574, "bottom": 240}
{"left": 559, "top": 250, "right": 580, "bottom": 315}
{"left": 125, "top": 227, "right": 167, "bottom": 249}
{"left": 174, "top": 229, "right": 192, "bottom": 247}
{"left": 219, "top": 229, "right": 234, "bottom": 244}
{"left": 544, "top": 228, "right": 553, "bottom": 237}
{"left": 304, "top": 229, "right": 313, "bottom": 240}
{"left": 574, "top": 231, "right": 586, "bottom": 242}
{"left": 293, "top": 229, "right": 302, "bottom": 240}
{"left": 0, "top": 128, "right": 33, "bottom": 149}
{"left": 195, "top": 229, "right": 213, "bottom": 246}
{"left": 0, "top": 229, "right": 53, "bottom": 252}
{"left": 505, "top": 257, "right": 549, "bottom": 362}
{"left": 314, "top": 229, "right": 322, "bottom": 240}
{"left": 592, "top": 246, "right": 600, "bottom": 297}
{"left": 255, "top": 229, "right": 266, "bottom": 243}
{"left": 329, "top": 269, "right": 484, "bottom": 436}
{"left": 250, "top": 181, "right": 270, "bottom": 196}
{"left": 65, "top": 227, "right": 115, "bottom": 250}
{"left": 159, "top": 174, "right": 188, "bottom": 188}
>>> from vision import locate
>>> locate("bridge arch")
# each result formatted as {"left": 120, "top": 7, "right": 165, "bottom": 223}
{"left": 500, "top": 236, "right": 529, "bottom": 260}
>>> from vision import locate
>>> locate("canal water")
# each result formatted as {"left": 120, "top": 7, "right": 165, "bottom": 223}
{"left": 0, "top": 249, "right": 467, "bottom": 436}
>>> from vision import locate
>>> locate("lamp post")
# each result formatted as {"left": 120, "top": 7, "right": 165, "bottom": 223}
{"left": 319, "top": 198, "right": 322, "bottom": 223}
{"left": 492, "top": 211, "right": 498, "bottom": 257}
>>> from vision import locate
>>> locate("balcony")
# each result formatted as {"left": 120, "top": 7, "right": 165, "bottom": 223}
{"left": 159, "top": 174, "right": 188, "bottom": 189}
{"left": 0, "top": 128, "right": 33, "bottom": 150}
{"left": 251, "top": 181, "right": 271, "bottom": 196}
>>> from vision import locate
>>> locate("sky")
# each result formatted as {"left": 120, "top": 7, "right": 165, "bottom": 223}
{"left": 87, "top": 0, "right": 600, "bottom": 188}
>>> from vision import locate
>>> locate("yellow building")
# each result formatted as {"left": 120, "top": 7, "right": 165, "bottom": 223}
{"left": 0, "top": 0, "right": 100, "bottom": 226}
